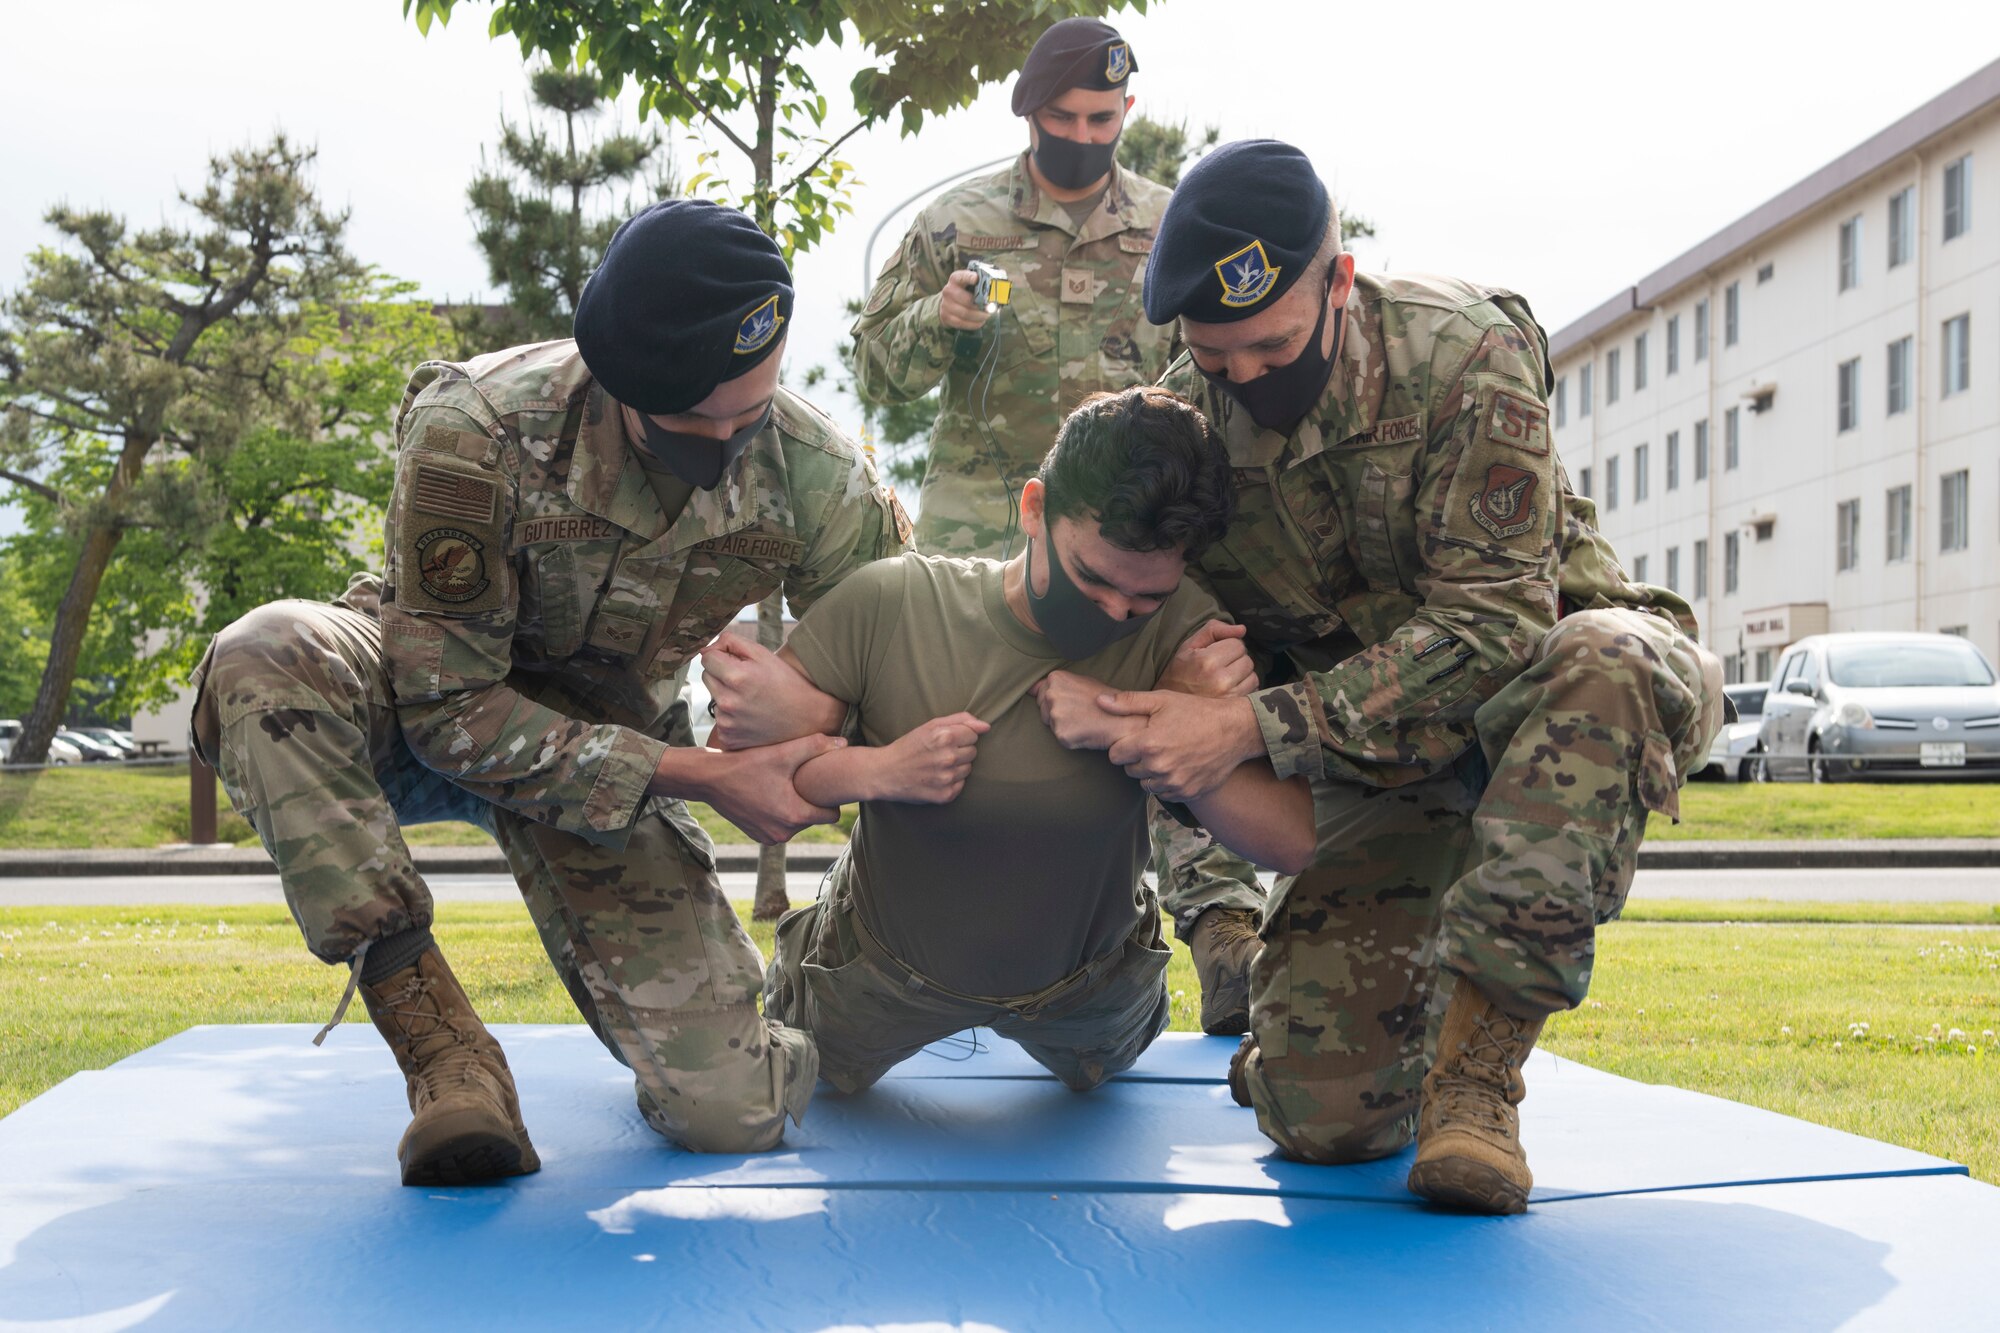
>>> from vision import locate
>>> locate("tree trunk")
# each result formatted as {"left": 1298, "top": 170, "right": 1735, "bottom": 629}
{"left": 750, "top": 591, "right": 791, "bottom": 921}
{"left": 10, "top": 521, "right": 124, "bottom": 765}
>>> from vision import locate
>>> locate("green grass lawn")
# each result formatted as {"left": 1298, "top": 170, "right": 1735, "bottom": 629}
{"left": 0, "top": 763, "right": 853, "bottom": 849}
{"left": 1657, "top": 779, "right": 2000, "bottom": 840}
{"left": 3, "top": 901, "right": 1995, "bottom": 1183}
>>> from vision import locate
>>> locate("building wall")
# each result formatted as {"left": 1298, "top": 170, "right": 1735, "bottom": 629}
{"left": 1551, "top": 99, "right": 2000, "bottom": 680}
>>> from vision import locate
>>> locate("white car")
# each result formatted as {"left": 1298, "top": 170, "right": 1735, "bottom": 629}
{"left": 0, "top": 721, "right": 84, "bottom": 765}
{"left": 1700, "top": 683, "right": 1769, "bottom": 781}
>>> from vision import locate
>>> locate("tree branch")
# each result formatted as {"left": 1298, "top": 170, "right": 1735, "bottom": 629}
{"left": 780, "top": 117, "right": 872, "bottom": 197}
{"left": 660, "top": 69, "right": 753, "bottom": 159}
{"left": 0, "top": 468, "right": 66, "bottom": 505}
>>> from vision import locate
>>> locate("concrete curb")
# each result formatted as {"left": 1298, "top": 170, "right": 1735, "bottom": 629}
{"left": 3, "top": 839, "right": 1998, "bottom": 877}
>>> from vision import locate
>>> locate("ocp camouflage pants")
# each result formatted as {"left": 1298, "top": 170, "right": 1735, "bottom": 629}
{"left": 1233, "top": 607, "right": 1724, "bottom": 1164}
{"left": 190, "top": 590, "right": 813, "bottom": 1154}
{"left": 764, "top": 869, "right": 1171, "bottom": 1094}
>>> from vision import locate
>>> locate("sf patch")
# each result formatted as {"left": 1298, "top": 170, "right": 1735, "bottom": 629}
{"left": 1105, "top": 41, "right": 1131, "bottom": 82}
{"left": 1469, "top": 464, "right": 1539, "bottom": 541}
{"left": 413, "top": 528, "right": 491, "bottom": 604}
{"left": 1484, "top": 388, "right": 1550, "bottom": 455}
{"left": 735, "top": 294, "right": 784, "bottom": 355}
{"left": 1215, "top": 240, "right": 1280, "bottom": 309}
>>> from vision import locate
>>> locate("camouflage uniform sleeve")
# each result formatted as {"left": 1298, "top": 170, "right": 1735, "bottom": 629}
{"left": 781, "top": 441, "right": 913, "bottom": 616}
{"left": 1254, "top": 328, "right": 1561, "bottom": 785}
{"left": 849, "top": 209, "right": 958, "bottom": 406}
{"left": 381, "top": 402, "right": 668, "bottom": 838}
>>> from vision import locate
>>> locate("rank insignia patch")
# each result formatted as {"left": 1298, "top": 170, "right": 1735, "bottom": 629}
{"left": 1105, "top": 42, "right": 1131, "bottom": 82}
{"left": 1469, "top": 464, "right": 1539, "bottom": 541}
{"left": 414, "top": 528, "right": 491, "bottom": 603}
{"left": 1215, "top": 239, "right": 1281, "bottom": 309}
{"left": 735, "top": 294, "right": 784, "bottom": 355}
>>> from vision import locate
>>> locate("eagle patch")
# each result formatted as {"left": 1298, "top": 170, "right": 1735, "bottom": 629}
{"left": 413, "top": 528, "right": 490, "bottom": 604}
{"left": 1215, "top": 239, "right": 1281, "bottom": 309}
{"left": 735, "top": 294, "right": 784, "bottom": 355}
{"left": 1469, "top": 464, "right": 1539, "bottom": 541}
{"left": 1105, "top": 42, "right": 1131, "bottom": 82}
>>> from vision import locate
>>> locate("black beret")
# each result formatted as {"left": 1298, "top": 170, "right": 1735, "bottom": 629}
{"left": 1142, "top": 139, "right": 1335, "bottom": 325}
{"left": 1009, "top": 18, "right": 1137, "bottom": 115}
{"left": 573, "top": 199, "right": 793, "bottom": 415}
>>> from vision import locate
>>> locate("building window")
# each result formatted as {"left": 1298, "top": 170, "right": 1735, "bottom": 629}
{"left": 1633, "top": 553, "right": 1649, "bottom": 583}
{"left": 1838, "top": 215, "right": 1862, "bottom": 291}
{"left": 1724, "top": 530, "right": 1740, "bottom": 595}
{"left": 1578, "top": 465, "right": 1592, "bottom": 500}
{"left": 1836, "top": 499, "right": 1861, "bottom": 572}
{"left": 1837, "top": 357, "right": 1860, "bottom": 432}
{"left": 1889, "top": 186, "right": 1914, "bottom": 267}
{"left": 1694, "top": 299, "right": 1710, "bottom": 361}
{"left": 1694, "top": 418, "right": 1710, "bottom": 480}
{"left": 1887, "top": 336, "right": 1912, "bottom": 415}
{"left": 1943, "top": 314, "right": 1970, "bottom": 397}
{"left": 1665, "top": 545, "right": 1680, "bottom": 592}
{"left": 1944, "top": 154, "right": 1972, "bottom": 241}
{"left": 1579, "top": 363, "right": 1593, "bottom": 417}
{"left": 1666, "top": 315, "right": 1680, "bottom": 375}
{"left": 1554, "top": 376, "right": 1567, "bottom": 428}
{"left": 1634, "top": 333, "right": 1649, "bottom": 391}
{"left": 1725, "top": 281, "right": 1740, "bottom": 347}
{"left": 1886, "top": 483, "right": 1911, "bottom": 563}
{"left": 1755, "top": 647, "right": 1777, "bottom": 681}
{"left": 1634, "top": 443, "right": 1650, "bottom": 502}
{"left": 1606, "top": 455, "right": 1620, "bottom": 510}
{"left": 1694, "top": 538, "right": 1710, "bottom": 599}
{"left": 1941, "top": 469, "right": 1969, "bottom": 552}
{"left": 1724, "top": 406, "right": 1741, "bottom": 471}
{"left": 1942, "top": 625, "right": 1969, "bottom": 638}
{"left": 1724, "top": 654, "right": 1740, "bottom": 686}
{"left": 1606, "top": 348, "right": 1622, "bottom": 404}
{"left": 1666, "top": 430, "right": 1680, "bottom": 491}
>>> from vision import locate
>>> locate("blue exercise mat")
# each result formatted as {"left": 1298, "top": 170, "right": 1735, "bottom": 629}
{"left": 1, "top": 1025, "right": 1991, "bottom": 1331}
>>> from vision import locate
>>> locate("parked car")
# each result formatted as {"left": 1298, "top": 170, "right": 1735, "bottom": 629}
{"left": 69, "top": 726, "right": 137, "bottom": 756}
{"left": 1753, "top": 633, "right": 2000, "bottom": 782}
{"left": 1700, "top": 682, "right": 1769, "bottom": 781}
{"left": 56, "top": 728, "right": 126, "bottom": 762}
{"left": 0, "top": 721, "right": 85, "bottom": 766}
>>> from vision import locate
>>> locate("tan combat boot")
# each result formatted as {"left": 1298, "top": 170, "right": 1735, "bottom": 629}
{"left": 1189, "top": 908, "right": 1261, "bottom": 1036}
{"left": 360, "top": 947, "right": 542, "bottom": 1186}
{"left": 1406, "top": 976, "right": 1545, "bottom": 1215}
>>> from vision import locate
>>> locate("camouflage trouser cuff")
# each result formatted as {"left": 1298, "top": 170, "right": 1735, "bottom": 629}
{"left": 359, "top": 925, "right": 435, "bottom": 984}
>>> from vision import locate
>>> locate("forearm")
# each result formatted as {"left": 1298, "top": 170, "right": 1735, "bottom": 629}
{"left": 793, "top": 746, "right": 883, "bottom": 807}
{"left": 1184, "top": 764, "right": 1316, "bottom": 877}
{"left": 1149, "top": 806, "right": 1269, "bottom": 940}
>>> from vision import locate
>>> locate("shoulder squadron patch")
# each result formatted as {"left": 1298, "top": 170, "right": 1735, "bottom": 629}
{"left": 735, "top": 294, "right": 784, "bottom": 355}
{"left": 414, "top": 528, "right": 491, "bottom": 603}
{"left": 1216, "top": 240, "right": 1280, "bottom": 309}
{"left": 887, "top": 488, "right": 914, "bottom": 547}
{"left": 1469, "top": 464, "right": 1539, "bottom": 541}
{"left": 1484, "top": 389, "right": 1550, "bottom": 455}
{"left": 413, "top": 464, "right": 498, "bottom": 525}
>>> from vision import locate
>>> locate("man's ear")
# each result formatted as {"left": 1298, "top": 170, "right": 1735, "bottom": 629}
{"left": 1019, "top": 477, "right": 1046, "bottom": 541}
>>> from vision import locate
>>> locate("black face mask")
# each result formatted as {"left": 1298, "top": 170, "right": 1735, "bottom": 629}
{"left": 637, "top": 403, "right": 772, "bottom": 491}
{"left": 1198, "top": 281, "right": 1342, "bottom": 434}
{"left": 1032, "top": 129, "right": 1119, "bottom": 192}
{"left": 1026, "top": 521, "right": 1157, "bottom": 660}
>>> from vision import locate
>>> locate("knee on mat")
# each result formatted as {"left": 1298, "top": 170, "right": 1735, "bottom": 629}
{"left": 1246, "top": 1055, "right": 1417, "bottom": 1165}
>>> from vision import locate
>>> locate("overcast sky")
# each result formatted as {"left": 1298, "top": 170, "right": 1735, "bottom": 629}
{"left": 5, "top": 0, "right": 2000, "bottom": 541}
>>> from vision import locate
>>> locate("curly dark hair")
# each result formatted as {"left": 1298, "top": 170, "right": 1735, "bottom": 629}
{"left": 1036, "top": 386, "right": 1235, "bottom": 560}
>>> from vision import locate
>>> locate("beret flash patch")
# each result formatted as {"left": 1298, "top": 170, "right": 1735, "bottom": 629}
{"left": 1215, "top": 239, "right": 1281, "bottom": 309}
{"left": 735, "top": 294, "right": 785, "bottom": 355}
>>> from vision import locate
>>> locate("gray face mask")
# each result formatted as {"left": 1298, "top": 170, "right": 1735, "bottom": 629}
{"left": 1026, "top": 522, "right": 1157, "bottom": 660}
{"left": 637, "top": 404, "right": 772, "bottom": 490}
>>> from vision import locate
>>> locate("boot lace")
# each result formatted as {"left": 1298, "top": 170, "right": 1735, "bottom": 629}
{"left": 1431, "top": 1010, "right": 1527, "bottom": 1137}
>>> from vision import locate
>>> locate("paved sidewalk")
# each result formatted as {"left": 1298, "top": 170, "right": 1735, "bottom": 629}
{"left": 6, "top": 838, "right": 2000, "bottom": 878}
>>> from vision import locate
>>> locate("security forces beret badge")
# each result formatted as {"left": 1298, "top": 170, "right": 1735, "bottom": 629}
{"left": 1106, "top": 42, "right": 1131, "bottom": 82}
{"left": 1215, "top": 240, "right": 1281, "bottom": 309}
{"left": 735, "top": 294, "right": 785, "bottom": 355}
{"left": 414, "top": 528, "right": 491, "bottom": 604}
{"left": 1470, "top": 464, "right": 1539, "bottom": 541}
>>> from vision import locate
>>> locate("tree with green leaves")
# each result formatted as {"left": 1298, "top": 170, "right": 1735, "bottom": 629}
{"left": 408, "top": 0, "right": 1143, "bottom": 918}
{"left": 459, "top": 67, "right": 675, "bottom": 351}
{"left": 0, "top": 139, "right": 447, "bottom": 763}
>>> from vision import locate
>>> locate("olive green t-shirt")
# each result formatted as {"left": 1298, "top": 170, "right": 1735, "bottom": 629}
{"left": 786, "top": 552, "right": 1221, "bottom": 998}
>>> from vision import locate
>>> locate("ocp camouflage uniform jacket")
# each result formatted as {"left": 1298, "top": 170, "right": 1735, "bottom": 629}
{"left": 1158, "top": 272, "right": 1698, "bottom": 790}
{"left": 382, "top": 340, "right": 908, "bottom": 840}
{"left": 851, "top": 152, "right": 1176, "bottom": 554}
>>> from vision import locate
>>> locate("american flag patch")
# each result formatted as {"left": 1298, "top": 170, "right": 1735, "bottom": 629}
{"left": 412, "top": 465, "right": 497, "bottom": 525}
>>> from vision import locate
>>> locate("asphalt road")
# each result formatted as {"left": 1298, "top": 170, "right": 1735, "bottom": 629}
{"left": 4, "top": 866, "right": 1999, "bottom": 908}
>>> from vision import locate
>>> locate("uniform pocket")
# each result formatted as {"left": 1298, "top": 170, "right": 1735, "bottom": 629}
{"left": 1635, "top": 730, "right": 1681, "bottom": 822}
{"left": 532, "top": 545, "right": 584, "bottom": 658}
{"left": 1354, "top": 459, "right": 1417, "bottom": 592}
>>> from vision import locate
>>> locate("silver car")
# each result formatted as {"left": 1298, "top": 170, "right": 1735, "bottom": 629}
{"left": 1701, "top": 682, "right": 1769, "bottom": 781}
{"left": 1754, "top": 632, "right": 2000, "bottom": 782}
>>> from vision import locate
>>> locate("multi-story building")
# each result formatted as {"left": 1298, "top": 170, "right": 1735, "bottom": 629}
{"left": 1549, "top": 57, "right": 2000, "bottom": 683}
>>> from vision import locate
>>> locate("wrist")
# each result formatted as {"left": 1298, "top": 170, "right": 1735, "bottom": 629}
{"left": 1230, "top": 696, "right": 1265, "bottom": 765}
{"left": 650, "top": 746, "right": 723, "bottom": 803}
